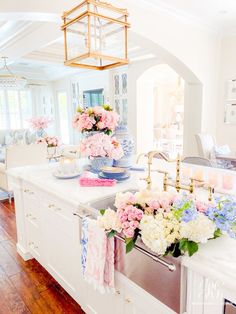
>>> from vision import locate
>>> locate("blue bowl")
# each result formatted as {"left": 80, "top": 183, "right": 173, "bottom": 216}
{"left": 98, "top": 171, "right": 130, "bottom": 181}
{"left": 100, "top": 167, "right": 127, "bottom": 179}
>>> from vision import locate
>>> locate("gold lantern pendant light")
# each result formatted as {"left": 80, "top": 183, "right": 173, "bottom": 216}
{"left": 61, "top": 0, "right": 130, "bottom": 70}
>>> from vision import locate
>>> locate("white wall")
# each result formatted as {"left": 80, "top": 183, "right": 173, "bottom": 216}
{"left": 52, "top": 71, "right": 111, "bottom": 144}
{"left": 217, "top": 36, "right": 236, "bottom": 150}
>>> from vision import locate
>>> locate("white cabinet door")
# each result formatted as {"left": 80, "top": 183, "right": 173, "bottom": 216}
{"left": 42, "top": 196, "right": 84, "bottom": 302}
{"left": 83, "top": 276, "right": 124, "bottom": 314}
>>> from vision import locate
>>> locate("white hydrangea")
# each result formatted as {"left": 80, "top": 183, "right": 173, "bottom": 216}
{"left": 97, "top": 208, "right": 122, "bottom": 232}
{"left": 114, "top": 192, "right": 136, "bottom": 208}
{"left": 180, "top": 213, "right": 216, "bottom": 243}
{"left": 139, "top": 215, "right": 168, "bottom": 255}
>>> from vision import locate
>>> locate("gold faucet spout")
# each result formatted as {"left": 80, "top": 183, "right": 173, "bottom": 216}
{"left": 136, "top": 153, "right": 147, "bottom": 164}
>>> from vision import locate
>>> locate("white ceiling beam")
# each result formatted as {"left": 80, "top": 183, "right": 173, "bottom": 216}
{"left": 0, "top": 22, "right": 62, "bottom": 62}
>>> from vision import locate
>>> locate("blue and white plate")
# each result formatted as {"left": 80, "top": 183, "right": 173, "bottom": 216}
{"left": 53, "top": 170, "right": 82, "bottom": 179}
{"left": 98, "top": 171, "right": 130, "bottom": 182}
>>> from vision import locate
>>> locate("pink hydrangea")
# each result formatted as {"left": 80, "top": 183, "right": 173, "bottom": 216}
{"left": 79, "top": 133, "right": 123, "bottom": 160}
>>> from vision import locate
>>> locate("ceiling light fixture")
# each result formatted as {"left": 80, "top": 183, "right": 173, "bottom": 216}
{"left": 0, "top": 57, "right": 27, "bottom": 89}
{"left": 61, "top": 0, "right": 130, "bottom": 70}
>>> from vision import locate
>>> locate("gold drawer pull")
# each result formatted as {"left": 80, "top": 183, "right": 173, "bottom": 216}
{"left": 125, "top": 298, "right": 131, "bottom": 303}
{"left": 48, "top": 204, "right": 55, "bottom": 209}
{"left": 116, "top": 290, "right": 121, "bottom": 295}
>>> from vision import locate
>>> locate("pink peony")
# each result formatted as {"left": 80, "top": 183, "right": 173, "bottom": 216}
{"left": 72, "top": 105, "right": 119, "bottom": 133}
{"left": 195, "top": 201, "right": 208, "bottom": 213}
{"left": 148, "top": 200, "right": 160, "bottom": 210}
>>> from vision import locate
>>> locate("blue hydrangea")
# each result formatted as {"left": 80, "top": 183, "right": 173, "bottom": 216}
{"left": 205, "top": 195, "right": 236, "bottom": 239}
{"left": 173, "top": 193, "right": 198, "bottom": 222}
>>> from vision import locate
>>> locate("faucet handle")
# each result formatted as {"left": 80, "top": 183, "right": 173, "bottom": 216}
{"left": 139, "top": 176, "right": 151, "bottom": 190}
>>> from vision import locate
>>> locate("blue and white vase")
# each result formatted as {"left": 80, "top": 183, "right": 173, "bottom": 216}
{"left": 113, "top": 125, "right": 135, "bottom": 168}
{"left": 90, "top": 156, "right": 113, "bottom": 173}
{"left": 36, "top": 128, "right": 46, "bottom": 138}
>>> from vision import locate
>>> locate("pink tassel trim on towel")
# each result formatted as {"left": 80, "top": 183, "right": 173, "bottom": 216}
{"left": 79, "top": 177, "right": 117, "bottom": 187}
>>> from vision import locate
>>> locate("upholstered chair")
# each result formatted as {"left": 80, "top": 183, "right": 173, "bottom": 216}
{"left": 195, "top": 134, "right": 216, "bottom": 159}
{"left": 0, "top": 143, "right": 47, "bottom": 202}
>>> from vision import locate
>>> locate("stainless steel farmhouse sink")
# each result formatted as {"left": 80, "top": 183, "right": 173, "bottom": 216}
{"left": 78, "top": 190, "right": 183, "bottom": 314}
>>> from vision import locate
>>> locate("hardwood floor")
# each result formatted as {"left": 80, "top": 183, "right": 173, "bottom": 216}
{"left": 0, "top": 200, "right": 85, "bottom": 314}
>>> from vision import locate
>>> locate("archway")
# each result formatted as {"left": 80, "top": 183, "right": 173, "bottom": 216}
{"left": 127, "top": 32, "right": 203, "bottom": 156}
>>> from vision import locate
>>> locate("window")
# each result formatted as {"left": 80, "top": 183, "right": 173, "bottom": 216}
{"left": 83, "top": 89, "right": 104, "bottom": 107}
{"left": 0, "top": 89, "right": 32, "bottom": 130}
{"left": 57, "top": 91, "right": 70, "bottom": 144}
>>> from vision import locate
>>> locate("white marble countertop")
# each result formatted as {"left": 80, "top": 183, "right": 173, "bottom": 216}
{"left": 7, "top": 161, "right": 236, "bottom": 295}
{"left": 7, "top": 162, "right": 144, "bottom": 206}
{"left": 182, "top": 236, "right": 236, "bottom": 295}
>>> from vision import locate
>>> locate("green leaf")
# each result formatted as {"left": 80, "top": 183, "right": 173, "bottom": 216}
{"left": 179, "top": 239, "right": 198, "bottom": 257}
{"left": 100, "top": 209, "right": 106, "bottom": 216}
{"left": 107, "top": 230, "right": 116, "bottom": 238}
{"left": 126, "top": 239, "right": 135, "bottom": 253}
{"left": 214, "top": 228, "right": 222, "bottom": 238}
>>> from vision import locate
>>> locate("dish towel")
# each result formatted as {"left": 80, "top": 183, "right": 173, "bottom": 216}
{"left": 82, "top": 217, "right": 115, "bottom": 293}
{"left": 81, "top": 217, "right": 89, "bottom": 276}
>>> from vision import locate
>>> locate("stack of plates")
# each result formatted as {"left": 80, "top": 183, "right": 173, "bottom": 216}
{"left": 99, "top": 167, "right": 130, "bottom": 181}
{"left": 53, "top": 169, "right": 82, "bottom": 179}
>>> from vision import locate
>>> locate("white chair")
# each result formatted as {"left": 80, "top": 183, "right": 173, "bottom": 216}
{"left": 195, "top": 133, "right": 216, "bottom": 159}
{"left": 0, "top": 143, "right": 47, "bottom": 202}
{"left": 182, "top": 156, "right": 213, "bottom": 167}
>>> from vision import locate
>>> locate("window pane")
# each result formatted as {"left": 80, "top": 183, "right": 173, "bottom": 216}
{"left": 0, "top": 91, "right": 7, "bottom": 129}
{"left": 58, "top": 92, "right": 70, "bottom": 144}
{"left": 7, "top": 90, "right": 21, "bottom": 129}
{"left": 20, "top": 90, "right": 32, "bottom": 128}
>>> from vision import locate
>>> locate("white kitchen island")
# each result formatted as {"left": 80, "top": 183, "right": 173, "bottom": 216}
{"left": 7, "top": 163, "right": 236, "bottom": 314}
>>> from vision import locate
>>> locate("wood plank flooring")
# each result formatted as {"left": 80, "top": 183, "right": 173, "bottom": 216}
{"left": 0, "top": 200, "right": 85, "bottom": 314}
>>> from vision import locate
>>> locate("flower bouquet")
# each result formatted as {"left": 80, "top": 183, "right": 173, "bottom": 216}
{"left": 72, "top": 105, "right": 119, "bottom": 135}
{"left": 80, "top": 133, "right": 124, "bottom": 171}
{"left": 36, "top": 136, "right": 60, "bottom": 157}
{"left": 36, "top": 136, "right": 60, "bottom": 147}
{"left": 29, "top": 116, "right": 52, "bottom": 137}
{"left": 97, "top": 190, "right": 236, "bottom": 257}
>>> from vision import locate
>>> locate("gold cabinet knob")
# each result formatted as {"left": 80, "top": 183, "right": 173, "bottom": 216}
{"left": 116, "top": 290, "right": 121, "bottom": 295}
{"left": 125, "top": 298, "right": 131, "bottom": 303}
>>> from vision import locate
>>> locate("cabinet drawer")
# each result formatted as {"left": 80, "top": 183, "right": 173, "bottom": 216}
{"left": 43, "top": 196, "right": 76, "bottom": 235}
{"left": 22, "top": 183, "right": 38, "bottom": 201}
{"left": 26, "top": 221, "right": 41, "bottom": 262}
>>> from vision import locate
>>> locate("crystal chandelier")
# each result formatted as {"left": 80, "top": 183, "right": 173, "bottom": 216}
{"left": 0, "top": 57, "right": 27, "bottom": 89}
{"left": 61, "top": 0, "right": 130, "bottom": 70}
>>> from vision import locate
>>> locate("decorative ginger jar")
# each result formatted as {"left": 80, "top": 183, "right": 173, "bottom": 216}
{"left": 113, "top": 125, "right": 135, "bottom": 168}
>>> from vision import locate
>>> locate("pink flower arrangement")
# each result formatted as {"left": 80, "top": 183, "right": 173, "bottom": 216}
{"left": 36, "top": 136, "right": 60, "bottom": 147}
{"left": 29, "top": 116, "right": 52, "bottom": 131}
{"left": 73, "top": 105, "right": 119, "bottom": 134}
{"left": 118, "top": 205, "right": 143, "bottom": 238}
{"left": 80, "top": 133, "right": 124, "bottom": 160}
